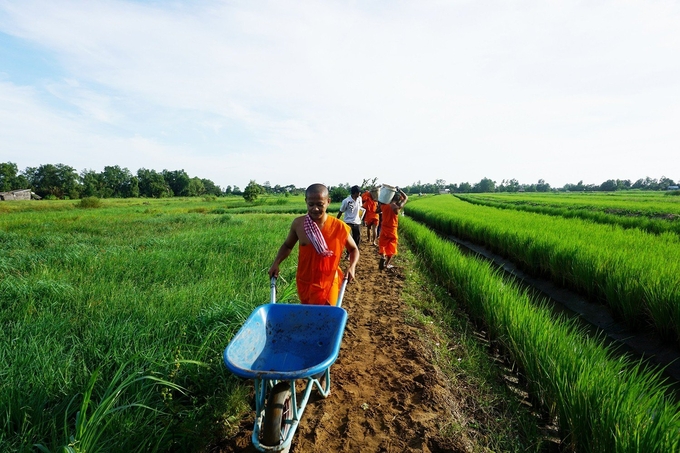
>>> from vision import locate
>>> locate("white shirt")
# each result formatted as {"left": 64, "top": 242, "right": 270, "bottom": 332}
{"left": 339, "top": 195, "right": 363, "bottom": 225}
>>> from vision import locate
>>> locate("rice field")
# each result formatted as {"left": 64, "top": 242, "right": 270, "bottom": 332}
{"left": 4, "top": 193, "right": 680, "bottom": 452}
{"left": 0, "top": 197, "right": 301, "bottom": 452}
{"left": 406, "top": 195, "right": 680, "bottom": 344}
{"left": 455, "top": 191, "right": 680, "bottom": 235}
{"left": 401, "top": 217, "right": 680, "bottom": 452}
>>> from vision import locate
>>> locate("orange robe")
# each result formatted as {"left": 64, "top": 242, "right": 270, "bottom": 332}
{"left": 378, "top": 204, "right": 399, "bottom": 257}
{"left": 361, "top": 192, "right": 379, "bottom": 226}
{"left": 297, "top": 216, "right": 350, "bottom": 306}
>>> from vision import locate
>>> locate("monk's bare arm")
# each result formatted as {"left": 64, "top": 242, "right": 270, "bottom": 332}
{"left": 344, "top": 235, "right": 359, "bottom": 282}
{"left": 268, "top": 219, "right": 301, "bottom": 278}
{"left": 398, "top": 189, "right": 408, "bottom": 206}
{"left": 391, "top": 189, "right": 408, "bottom": 213}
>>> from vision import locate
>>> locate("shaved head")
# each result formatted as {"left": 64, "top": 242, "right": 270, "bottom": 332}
{"left": 305, "top": 183, "right": 329, "bottom": 199}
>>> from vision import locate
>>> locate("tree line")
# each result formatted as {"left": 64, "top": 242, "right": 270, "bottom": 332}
{"left": 403, "top": 176, "right": 679, "bottom": 194}
{"left": 0, "top": 162, "right": 233, "bottom": 199}
{"left": 1, "top": 162, "right": 677, "bottom": 200}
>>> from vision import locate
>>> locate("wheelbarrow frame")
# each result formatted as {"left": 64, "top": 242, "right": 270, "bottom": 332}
{"left": 223, "top": 277, "right": 349, "bottom": 452}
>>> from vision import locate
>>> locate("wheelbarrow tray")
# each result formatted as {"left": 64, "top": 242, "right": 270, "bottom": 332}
{"left": 224, "top": 303, "right": 348, "bottom": 380}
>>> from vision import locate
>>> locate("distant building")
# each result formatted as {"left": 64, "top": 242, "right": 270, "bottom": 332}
{"left": 668, "top": 185, "right": 679, "bottom": 191}
{"left": 438, "top": 189, "right": 450, "bottom": 195}
{"left": 0, "top": 189, "right": 41, "bottom": 201}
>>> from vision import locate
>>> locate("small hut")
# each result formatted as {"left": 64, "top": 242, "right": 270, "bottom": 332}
{"left": 0, "top": 189, "right": 40, "bottom": 201}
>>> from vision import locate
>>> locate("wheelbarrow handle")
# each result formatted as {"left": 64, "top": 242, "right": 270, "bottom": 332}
{"left": 336, "top": 277, "right": 349, "bottom": 308}
{"left": 270, "top": 276, "right": 277, "bottom": 304}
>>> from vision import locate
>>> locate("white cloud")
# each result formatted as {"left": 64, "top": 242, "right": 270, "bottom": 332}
{"left": 1, "top": 0, "right": 679, "bottom": 189}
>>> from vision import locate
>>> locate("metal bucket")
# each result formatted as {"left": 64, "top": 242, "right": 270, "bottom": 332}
{"left": 369, "top": 188, "right": 380, "bottom": 201}
{"left": 378, "top": 184, "right": 396, "bottom": 204}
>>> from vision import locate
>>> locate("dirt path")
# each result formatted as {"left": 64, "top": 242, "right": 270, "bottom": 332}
{"left": 213, "top": 244, "right": 472, "bottom": 452}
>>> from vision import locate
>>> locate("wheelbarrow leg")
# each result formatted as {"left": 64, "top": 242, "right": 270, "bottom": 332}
{"left": 313, "top": 368, "right": 331, "bottom": 398}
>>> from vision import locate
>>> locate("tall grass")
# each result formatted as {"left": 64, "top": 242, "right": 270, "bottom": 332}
{"left": 407, "top": 196, "right": 680, "bottom": 344}
{"left": 0, "top": 198, "right": 300, "bottom": 451}
{"left": 401, "top": 217, "right": 680, "bottom": 452}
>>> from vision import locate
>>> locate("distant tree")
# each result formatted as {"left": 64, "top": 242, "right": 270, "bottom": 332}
{"left": 243, "top": 180, "right": 263, "bottom": 202}
{"left": 617, "top": 179, "right": 632, "bottom": 191}
{"left": 101, "top": 165, "right": 138, "bottom": 198}
{"left": 458, "top": 182, "right": 472, "bottom": 193}
{"left": 536, "top": 179, "right": 551, "bottom": 192}
{"left": 24, "top": 163, "right": 79, "bottom": 199}
{"left": 631, "top": 178, "right": 646, "bottom": 190}
{"left": 188, "top": 177, "right": 206, "bottom": 197}
{"left": 639, "top": 177, "right": 658, "bottom": 190}
{"left": 404, "top": 181, "right": 441, "bottom": 194}
{"left": 658, "top": 176, "right": 676, "bottom": 190}
{"left": 0, "top": 162, "right": 28, "bottom": 191}
{"left": 80, "top": 169, "right": 104, "bottom": 197}
{"left": 162, "top": 169, "right": 190, "bottom": 196}
{"left": 0, "top": 162, "right": 17, "bottom": 191}
{"left": 599, "top": 179, "right": 618, "bottom": 191}
{"left": 129, "top": 177, "right": 140, "bottom": 198}
{"left": 201, "top": 178, "right": 221, "bottom": 196}
{"left": 473, "top": 177, "right": 496, "bottom": 193}
{"left": 563, "top": 180, "right": 587, "bottom": 192}
{"left": 329, "top": 186, "right": 349, "bottom": 202}
{"left": 504, "top": 178, "right": 521, "bottom": 192}
{"left": 15, "top": 174, "right": 29, "bottom": 190}
{"left": 281, "top": 184, "right": 301, "bottom": 195}
{"left": 421, "top": 183, "right": 434, "bottom": 193}
{"left": 137, "top": 168, "right": 171, "bottom": 198}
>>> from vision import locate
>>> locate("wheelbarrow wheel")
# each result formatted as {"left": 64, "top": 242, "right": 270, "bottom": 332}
{"left": 262, "top": 381, "right": 292, "bottom": 451}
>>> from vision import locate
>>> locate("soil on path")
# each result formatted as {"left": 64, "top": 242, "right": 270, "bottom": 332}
{"left": 213, "top": 244, "right": 475, "bottom": 453}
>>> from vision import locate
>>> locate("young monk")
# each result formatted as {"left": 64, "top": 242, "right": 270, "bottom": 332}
{"left": 378, "top": 187, "right": 408, "bottom": 270}
{"left": 361, "top": 189, "right": 379, "bottom": 246}
{"left": 268, "top": 183, "right": 359, "bottom": 305}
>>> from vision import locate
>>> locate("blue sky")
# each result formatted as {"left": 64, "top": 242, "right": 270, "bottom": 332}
{"left": 1, "top": 0, "right": 679, "bottom": 190}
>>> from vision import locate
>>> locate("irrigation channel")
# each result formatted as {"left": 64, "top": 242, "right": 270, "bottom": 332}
{"left": 445, "top": 234, "right": 680, "bottom": 391}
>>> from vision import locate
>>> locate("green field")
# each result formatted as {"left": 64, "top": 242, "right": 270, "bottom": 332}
{"left": 407, "top": 195, "right": 680, "bottom": 344}
{"left": 455, "top": 191, "right": 680, "bottom": 235}
{"left": 401, "top": 217, "right": 680, "bottom": 452}
{"left": 0, "top": 197, "right": 303, "bottom": 452}
{"left": 3, "top": 194, "right": 680, "bottom": 452}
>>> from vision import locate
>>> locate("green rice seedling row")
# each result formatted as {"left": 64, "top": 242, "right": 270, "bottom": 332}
{"left": 456, "top": 192, "right": 680, "bottom": 235}
{"left": 401, "top": 217, "right": 680, "bottom": 452}
{"left": 406, "top": 196, "right": 680, "bottom": 344}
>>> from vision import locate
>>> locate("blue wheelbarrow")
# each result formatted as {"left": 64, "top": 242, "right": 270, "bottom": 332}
{"left": 223, "top": 277, "right": 349, "bottom": 452}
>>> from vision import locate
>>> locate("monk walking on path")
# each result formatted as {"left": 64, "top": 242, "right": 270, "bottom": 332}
{"left": 378, "top": 187, "right": 408, "bottom": 270}
{"left": 269, "top": 183, "right": 359, "bottom": 305}
{"left": 361, "top": 189, "right": 379, "bottom": 246}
